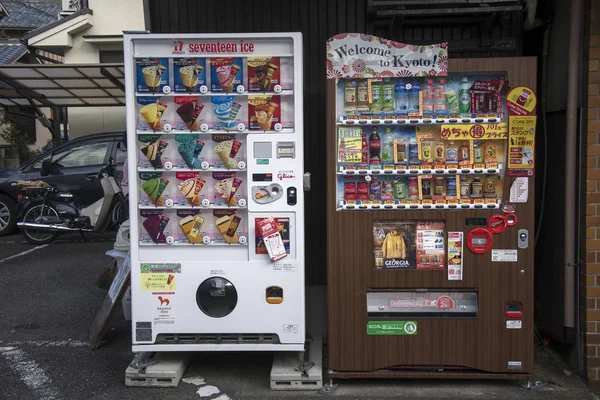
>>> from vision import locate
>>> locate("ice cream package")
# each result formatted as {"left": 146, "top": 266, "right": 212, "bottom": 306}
{"left": 175, "top": 171, "right": 206, "bottom": 207}
{"left": 210, "top": 57, "right": 243, "bottom": 93}
{"left": 212, "top": 96, "right": 242, "bottom": 131}
{"left": 255, "top": 217, "right": 290, "bottom": 255}
{"left": 177, "top": 210, "right": 206, "bottom": 243}
{"left": 138, "top": 134, "right": 168, "bottom": 168}
{"left": 173, "top": 58, "right": 206, "bottom": 93}
{"left": 136, "top": 58, "right": 169, "bottom": 93}
{"left": 139, "top": 172, "right": 169, "bottom": 206}
{"left": 174, "top": 134, "right": 205, "bottom": 169}
{"left": 174, "top": 97, "right": 205, "bottom": 131}
{"left": 212, "top": 134, "right": 243, "bottom": 169}
{"left": 213, "top": 171, "right": 242, "bottom": 207}
{"left": 214, "top": 209, "right": 241, "bottom": 244}
{"left": 137, "top": 96, "right": 169, "bottom": 131}
{"left": 248, "top": 57, "right": 280, "bottom": 92}
{"left": 140, "top": 210, "right": 170, "bottom": 244}
{"left": 248, "top": 95, "right": 280, "bottom": 130}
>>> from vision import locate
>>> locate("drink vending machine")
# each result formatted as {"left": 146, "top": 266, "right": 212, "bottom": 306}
{"left": 326, "top": 33, "right": 537, "bottom": 378}
{"left": 124, "top": 33, "right": 305, "bottom": 352}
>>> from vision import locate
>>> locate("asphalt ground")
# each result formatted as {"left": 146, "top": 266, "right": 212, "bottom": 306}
{"left": 0, "top": 231, "right": 598, "bottom": 400}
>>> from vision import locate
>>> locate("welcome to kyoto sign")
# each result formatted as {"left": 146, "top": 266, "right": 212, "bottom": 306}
{"left": 326, "top": 33, "right": 448, "bottom": 79}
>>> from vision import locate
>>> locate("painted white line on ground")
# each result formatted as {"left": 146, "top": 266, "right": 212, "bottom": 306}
{"left": 0, "top": 346, "right": 59, "bottom": 400}
{"left": 18, "top": 340, "right": 88, "bottom": 348}
{"left": 0, "top": 244, "right": 48, "bottom": 265}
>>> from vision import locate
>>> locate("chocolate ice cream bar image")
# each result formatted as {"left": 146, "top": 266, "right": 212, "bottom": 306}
{"left": 176, "top": 101, "right": 204, "bottom": 131}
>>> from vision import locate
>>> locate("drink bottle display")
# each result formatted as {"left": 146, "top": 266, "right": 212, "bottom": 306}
{"left": 422, "top": 79, "right": 433, "bottom": 116}
{"left": 370, "top": 82, "right": 383, "bottom": 112}
{"left": 408, "top": 83, "right": 420, "bottom": 114}
{"left": 445, "top": 81, "right": 459, "bottom": 114}
{"left": 395, "top": 83, "right": 408, "bottom": 114}
{"left": 408, "top": 136, "right": 419, "bottom": 165}
{"left": 368, "top": 127, "right": 381, "bottom": 165}
{"left": 459, "top": 141, "right": 470, "bottom": 162}
{"left": 459, "top": 76, "right": 471, "bottom": 113}
{"left": 357, "top": 79, "right": 369, "bottom": 113}
{"left": 344, "top": 80, "right": 357, "bottom": 115}
{"left": 381, "top": 127, "right": 395, "bottom": 165}
{"left": 445, "top": 141, "right": 458, "bottom": 163}
{"left": 382, "top": 79, "right": 395, "bottom": 113}
{"left": 361, "top": 132, "right": 369, "bottom": 164}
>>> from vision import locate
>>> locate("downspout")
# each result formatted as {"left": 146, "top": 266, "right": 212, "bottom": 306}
{"left": 565, "top": 0, "right": 583, "bottom": 334}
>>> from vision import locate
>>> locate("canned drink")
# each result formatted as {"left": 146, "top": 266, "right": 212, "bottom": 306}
{"left": 357, "top": 182, "right": 369, "bottom": 200}
{"left": 393, "top": 179, "right": 406, "bottom": 199}
{"left": 473, "top": 145, "right": 484, "bottom": 163}
{"left": 460, "top": 180, "right": 470, "bottom": 197}
{"left": 408, "top": 177, "right": 419, "bottom": 199}
{"left": 408, "top": 143, "right": 420, "bottom": 164}
{"left": 370, "top": 179, "right": 381, "bottom": 201}
{"left": 434, "top": 177, "right": 444, "bottom": 196}
{"left": 446, "top": 176, "right": 457, "bottom": 196}
{"left": 421, "top": 178, "right": 432, "bottom": 198}
{"left": 344, "top": 182, "right": 357, "bottom": 200}
{"left": 421, "top": 142, "right": 433, "bottom": 163}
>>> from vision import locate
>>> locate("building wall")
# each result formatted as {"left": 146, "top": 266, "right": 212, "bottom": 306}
{"left": 63, "top": 0, "right": 144, "bottom": 137}
{"left": 584, "top": 0, "right": 600, "bottom": 386}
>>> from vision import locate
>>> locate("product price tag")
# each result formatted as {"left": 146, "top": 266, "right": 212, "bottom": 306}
{"left": 473, "top": 199, "right": 485, "bottom": 204}
{"left": 435, "top": 199, "right": 447, "bottom": 205}
{"left": 447, "top": 199, "right": 459, "bottom": 205}
{"left": 409, "top": 165, "right": 419, "bottom": 170}
{"left": 345, "top": 200, "right": 356, "bottom": 205}
{"left": 383, "top": 165, "right": 395, "bottom": 170}
{"left": 395, "top": 165, "right": 407, "bottom": 170}
{"left": 460, "top": 199, "right": 471, "bottom": 204}
{"left": 421, "top": 199, "right": 433, "bottom": 205}
{"left": 384, "top": 200, "right": 395, "bottom": 205}
{"left": 473, "top": 163, "right": 485, "bottom": 169}
{"left": 486, "top": 163, "right": 499, "bottom": 169}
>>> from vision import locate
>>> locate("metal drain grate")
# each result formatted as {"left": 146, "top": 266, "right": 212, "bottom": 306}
{"left": 155, "top": 333, "right": 280, "bottom": 344}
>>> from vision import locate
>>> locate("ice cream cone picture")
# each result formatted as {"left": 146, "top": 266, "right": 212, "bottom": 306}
{"left": 142, "top": 64, "right": 166, "bottom": 92}
{"left": 224, "top": 64, "right": 241, "bottom": 92}
{"left": 217, "top": 65, "right": 232, "bottom": 92}
{"left": 176, "top": 101, "right": 204, "bottom": 131}
{"left": 255, "top": 102, "right": 278, "bottom": 130}
{"left": 180, "top": 65, "right": 204, "bottom": 92}
{"left": 141, "top": 139, "right": 168, "bottom": 168}
{"left": 141, "top": 177, "right": 168, "bottom": 206}
{"left": 178, "top": 178, "right": 198, "bottom": 205}
{"left": 214, "top": 139, "right": 242, "bottom": 169}
{"left": 140, "top": 101, "right": 167, "bottom": 131}
{"left": 178, "top": 139, "right": 204, "bottom": 169}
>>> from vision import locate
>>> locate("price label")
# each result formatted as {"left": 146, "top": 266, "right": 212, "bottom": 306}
{"left": 473, "top": 164, "right": 485, "bottom": 169}
{"left": 445, "top": 164, "right": 458, "bottom": 170}
{"left": 409, "top": 165, "right": 419, "bottom": 170}
{"left": 399, "top": 200, "right": 410, "bottom": 205}
{"left": 410, "top": 200, "right": 421, "bottom": 205}
{"left": 396, "top": 165, "right": 407, "bottom": 170}
{"left": 384, "top": 200, "right": 395, "bottom": 205}
{"left": 345, "top": 165, "right": 357, "bottom": 171}
{"left": 435, "top": 199, "right": 447, "bottom": 204}
{"left": 421, "top": 164, "right": 433, "bottom": 170}
{"left": 421, "top": 199, "right": 433, "bottom": 204}
{"left": 486, "top": 163, "right": 499, "bottom": 169}
{"left": 473, "top": 198, "right": 485, "bottom": 204}
{"left": 460, "top": 199, "right": 472, "bottom": 204}
{"left": 485, "top": 198, "right": 498, "bottom": 204}
{"left": 345, "top": 200, "right": 356, "bottom": 205}
{"left": 447, "top": 199, "right": 459, "bottom": 204}
{"left": 383, "top": 165, "right": 395, "bottom": 170}
{"left": 358, "top": 165, "right": 369, "bottom": 170}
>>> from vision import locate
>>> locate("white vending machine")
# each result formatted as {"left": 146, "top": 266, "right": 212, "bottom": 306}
{"left": 124, "top": 33, "right": 305, "bottom": 352}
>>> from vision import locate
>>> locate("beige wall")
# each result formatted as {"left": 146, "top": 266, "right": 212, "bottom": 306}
{"left": 63, "top": 0, "right": 144, "bottom": 137}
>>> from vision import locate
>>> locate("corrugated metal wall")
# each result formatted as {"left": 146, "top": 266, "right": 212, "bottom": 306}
{"left": 146, "top": 0, "right": 522, "bottom": 285}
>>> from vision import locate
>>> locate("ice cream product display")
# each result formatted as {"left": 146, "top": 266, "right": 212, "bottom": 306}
{"left": 178, "top": 211, "right": 205, "bottom": 243}
{"left": 249, "top": 95, "right": 280, "bottom": 130}
{"left": 214, "top": 210, "right": 241, "bottom": 243}
{"left": 140, "top": 210, "right": 170, "bottom": 243}
{"left": 140, "top": 172, "right": 169, "bottom": 206}
{"left": 212, "top": 96, "right": 241, "bottom": 130}
{"left": 210, "top": 57, "right": 243, "bottom": 93}
{"left": 213, "top": 172, "right": 242, "bottom": 206}
{"left": 176, "top": 172, "right": 206, "bottom": 206}
{"left": 139, "top": 135, "right": 168, "bottom": 168}
{"left": 174, "top": 97, "right": 204, "bottom": 131}
{"left": 138, "top": 97, "right": 168, "bottom": 131}
{"left": 175, "top": 135, "right": 205, "bottom": 169}
{"left": 136, "top": 58, "right": 168, "bottom": 93}
{"left": 213, "top": 135, "right": 243, "bottom": 169}
{"left": 174, "top": 58, "right": 206, "bottom": 92}
{"left": 248, "top": 57, "right": 280, "bottom": 91}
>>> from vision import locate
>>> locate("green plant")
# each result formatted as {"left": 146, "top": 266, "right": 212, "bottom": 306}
{"left": 0, "top": 121, "right": 37, "bottom": 163}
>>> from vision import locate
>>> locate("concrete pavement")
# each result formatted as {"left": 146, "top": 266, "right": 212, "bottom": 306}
{"left": 0, "top": 232, "right": 598, "bottom": 399}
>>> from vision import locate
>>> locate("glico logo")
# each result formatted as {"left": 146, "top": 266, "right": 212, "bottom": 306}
{"left": 277, "top": 171, "right": 295, "bottom": 181}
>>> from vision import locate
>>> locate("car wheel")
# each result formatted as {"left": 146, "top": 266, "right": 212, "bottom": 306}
{"left": 0, "top": 194, "right": 16, "bottom": 237}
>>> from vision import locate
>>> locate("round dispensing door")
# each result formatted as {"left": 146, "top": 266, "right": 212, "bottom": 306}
{"left": 196, "top": 277, "right": 238, "bottom": 318}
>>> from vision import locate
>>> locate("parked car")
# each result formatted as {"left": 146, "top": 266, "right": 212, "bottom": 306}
{"left": 0, "top": 132, "right": 128, "bottom": 237}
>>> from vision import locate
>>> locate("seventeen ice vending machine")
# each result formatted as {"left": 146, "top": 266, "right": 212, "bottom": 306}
{"left": 326, "top": 33, "right": 537, "bottom": 378}
{"left": 124, "top": 33, "right": 305, "bottom": 352}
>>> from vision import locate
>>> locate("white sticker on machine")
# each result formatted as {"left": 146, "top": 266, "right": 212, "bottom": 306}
{"left": 506, "top": 320, "right": 522, "bottom": 329}
{"left": 491, "top": 249, "right": 518, "bottom": 262}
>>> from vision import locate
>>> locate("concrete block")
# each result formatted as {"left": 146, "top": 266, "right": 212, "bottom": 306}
{"left": 270, "top": 334, "right": 323, "bottom": 390}
{"left": 125, "top": 352, "right": 190, "bottom": 387}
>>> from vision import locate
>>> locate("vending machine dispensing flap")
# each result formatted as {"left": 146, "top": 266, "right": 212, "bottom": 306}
{"left": 466, "top": 228, "right": 493, "bottom": 254}
{"left": 505, "top": 301, "right": 523, "bottom": 318}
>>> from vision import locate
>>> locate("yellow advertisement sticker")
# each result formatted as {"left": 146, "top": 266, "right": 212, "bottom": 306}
{"left": 507, "top": 115, "right": 536, "bottom": 176}
{"left": 506, "top": 86, "right": 537, "bottom": 116}
{"left": 140, "top": 273, "right": 176, "bottom": 291}
{"left": 440, "top": 123, "right": 508, "bottom": 140}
